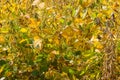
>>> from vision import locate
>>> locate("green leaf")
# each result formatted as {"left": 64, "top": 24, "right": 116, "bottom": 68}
{"left": 74, "top": 51, "right": 81, "bottom": 56}
{"left": 69, "top": 69, "right": 75, "bottom": 75}
{"left": 80, "top": 70, "right": 85, "bottom": 76}
{"left": 67, "top": 21, "right": 72, "bottom": 25}
{"left": 0, "top": 60, "right": 6, "bottom": 66}
{"left": 60, "top": 18, "right": 65, "bottom": 23}
{"left": 62, "top": 67, "right": 69, "bottom": 73}
{"left": 32, "top": 70, "right": 39, "bottom": 76}
{"left": 40, "top": 65, "right": 48, "bottom": 73}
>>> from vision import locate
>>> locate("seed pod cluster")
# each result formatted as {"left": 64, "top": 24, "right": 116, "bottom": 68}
{"left": 94, "top": 17, "right": 101, "bottom": 25}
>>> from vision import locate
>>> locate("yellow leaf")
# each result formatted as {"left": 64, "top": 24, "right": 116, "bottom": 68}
{"left": 61, "top": 72, "right": 68, "bottom": 77}
{"left": 29, "top": 18, "right": 36, "bottom": 28}
{"left": 102, "top": 0, "right": 108, "bottom": 5}
{"left": 82, "top": 0, "right": 94, "bottom": 7}
{"left": 0, "top": 65, "right": 5, "bottom": 74}
{"left": 52, "top": 34, "right": 60, "bottom": 45}
{"left": 0, "top": 35, "right": 5, "bottom": 43}
{"left": 73, "top": 40, "right": 81, "bottom": 49}
{"left": 43, "top": 28, "right": 52, "bottom": 34}
{"left": 85, "top": 18, "right": 92, "bottom": 23}
{"left": 97, "top": 13, "right": 103, "bottom": 18}
{"left": 20, "top": 28, "right": 28, "bottom": 33}
{"left": 27, "top": 66, "right": 33, "bottom": 72}
{"left": 112, "top": 2, "right": 119, "bottom": 9}
{"left": 19, "top": 39, "right": 27, "bottom": 44}
{"left": 94, "top": 41, "right": 103, "bottom": 49}
{"left": 54, "top": 38, "right": 59, "bottom": 45}
{"left": 48, "top": 38, "right": 52, "bottom": 43}
{"left": 28, "top": 18, "right": 40, "bottom": 29}
{"left": 0, "top": 27, "right": 9, "bottom": 34}
{"left": 61, "top": 26, "right": 73, "bottom": 38}
{"left": 34, "top": 36, "right": 40, "bottom": 40}
{"left": 5, "top": 71, "right": 12, "bottom": 77}
{"left": 7, "top": 53, "right": 15, "bottom": 60}
{"left": 74, "top": 18, "right": 84, "bottom": 24}
{"left": 1, "top": 30, "right": 9, "bottom": 34}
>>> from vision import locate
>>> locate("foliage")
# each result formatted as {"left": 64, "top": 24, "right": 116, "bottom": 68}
{"left": 0, "top": 0, "right": 120, "bottom": 80}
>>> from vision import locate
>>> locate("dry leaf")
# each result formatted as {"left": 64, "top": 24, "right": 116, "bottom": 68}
{"left": 32, "top": 0, "right": 45, "bottom": 9}
{"left": 38, "top": 2, "right": 45, "bottom": 9}
{"left": 33, "top": 37, "right": 42, "bottom": 50}
{"left": 32, "top": 0, "right": 40, "bottom": 6}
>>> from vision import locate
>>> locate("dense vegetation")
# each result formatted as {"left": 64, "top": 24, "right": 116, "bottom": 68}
{"left": 0, "top": 0, "right": 120, "bottom": 80}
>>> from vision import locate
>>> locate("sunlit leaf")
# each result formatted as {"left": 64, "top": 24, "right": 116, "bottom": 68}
{"left": 69, "top": 69, "right": 75, "bottom": 75}
{"left": 61, "top": 26, "right": 74, "bottom": 44}
{"left": 0, "top": 27, "right": 9, "bottom": 34}
{"left": 0, "top": 35, "right": 5, "bottom": 43}
{"left": 19, "top": 39, "right": 27, "bottom": 44}
{"left": 80, "top": 70, "right": 85, "bottom": 76}
{"left": 7, "top": 53, "right": 15, "bottom": 60}
{"left": 53, "top": 36, "right": 60, "bottom": 45}
{"left": 28, "top": 18, "right": 40, "bottom": 29}
{"left": 20, "top": 28, "right": 28, "bottom": 33}
{"left": 82, "top": 0, "right": 94, "bottom": 7}
{"left": 94, "top": 41, "right": 103, "bottom": 49}
{"left": 0, "top": 65, "right": 5, "bottom": 74}
{"left": 74, "top": 18, "right": 84, "bottom": 24}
